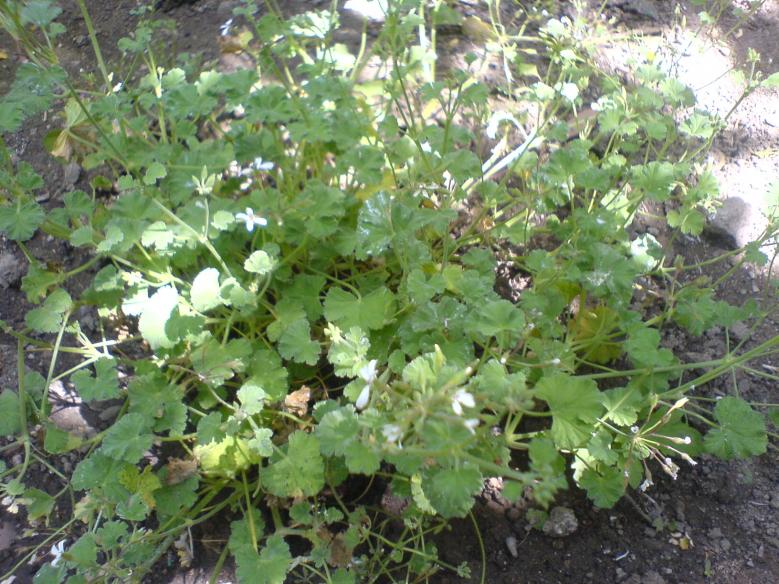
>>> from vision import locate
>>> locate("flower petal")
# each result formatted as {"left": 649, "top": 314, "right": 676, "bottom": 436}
{"left": 355, "top": 384, "right": 371, "bottom": 410}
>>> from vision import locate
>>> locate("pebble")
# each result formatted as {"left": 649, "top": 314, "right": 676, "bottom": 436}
{"left": 708, "top": 527, "right": 723, "bottom": 539}
{"left": 0, "top": 252, "right": 24, "bottom": 289}
{"left": 505, "top": 535, "right": 518, "bottom": 558}
{"left": 719, "top": 538, "right": 731, "bottom": 552}
{"left": 62, "top": 162, "right": 81, "bottom": 190}
{"left": 543, "top": 506, "right": 578, "bottom": 538}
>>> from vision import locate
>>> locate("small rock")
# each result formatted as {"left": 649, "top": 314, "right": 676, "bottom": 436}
{"left": 505, "top": 535, "right": 518, "bottom": 558}
{"left": 641, "top": 570, "right": 667, "bottom": 584}
{"left": 708, "top": 527, "right": 723, "bottom": 539}
{"left": 62, "top": 162, "right": 81, "bottom": 190}
{"left": 216, "top": 0, "right": 240, "bottom": 17}
{"left": 0, "top": 252, "right": 24, "bottom": 288}
{"left": 507, "top": 507, "right": 522, "bottom": 521}
{"left": 0, "top": 522, "right": 16, "bottom": 552}
{"left": 543, "top": 506, "right": 578, "bottom": 538}
{"left": 97, "top": 404, "right": 122, "bottom": 422}
{"left": 719, "top": 538, "right": 731, "bottom": 552}
{"left": 616, "top": 567, "right": 628, "bottom": 581}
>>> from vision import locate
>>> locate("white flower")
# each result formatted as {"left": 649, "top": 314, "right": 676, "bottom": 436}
{"left": 485, "top": 111, "right": 522, "bottom": 139}
{"left": 382, "top": 424, "right": 402, "bottom": 444}
{"left": 250, "top": 157, "right": 274, "bottom": 172}
{"left": 355, "top": 383, "right": 371, "bottom": 410}
{"left": 550, "top": 358, "right": 561, "bottom": 366}
{"left": 451, "top": 389, "right": 475, "bottom": 416}
{"left": 355, "top": 359, "right": 378, "bottom": 410}
{"left": 464, "top": 418, "right": 479, "bottom": 434}
{"left": 235, "top": 208, "right": 268, "bottom": 233}
{"left": 50, "top": 540, "right": 66, "bottom": 567}
{"left": 559, "top": 82, "right": 579, "bottom": 102}
{"left": 359, "top": 359, "right": 378, "bottom": 384}
{"left": 220, "top": 18, "right": 233, "bottom": 37}
{"left": 639, "top": 478, "right": 653, "bottom": 492}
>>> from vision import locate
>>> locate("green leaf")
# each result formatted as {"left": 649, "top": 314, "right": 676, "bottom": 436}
{"left": 247, "top": 428, "right": 274, "bottom": 457}
{"left": 20, "top": 0, "right": 62, "bottom": 26}
{"left": 667, "top": 208, "right": 705, "bottom": 235}
{"left": 0, "top": 391, "right": 21, "bottom": 436}
{"left": 67, "top": 533, "right": 97, "bottom": 568}
{"left": 262, "top": 431, "right": 324, "bottom": 498}
{"left": 768, "top": 407, "right": 779, "bottom": 428}
{"left": 762, "top": 72, "right": 779, "bottom": 88}
{"left": 630, "top": 161, "right": 677, "bottom": 201}
{"left": 579, "top": 466, "right": 624, "bottom": 508}
{"left": 143, "top": 162, "right": 167, "bottom": 185}
{"left": 325, "top": 325, "right": 369, "bottom": 377}
{"left": 244, "top": 250, "right": 275, "bottom": 275}
{"left": 422, "top": 466, "right": 483, "bottom": 518}
{"left": 63, "top": 190, "right": 93, "bottom": 218}
{"left": 43, "top": 423, "right": 81, "bottom": 454}
{"left": 343, "top": 441, "right": 380, "bottom": 475}
{"left": 281, "top": 274, "right": 326, "bottom": 320}
{"left": 138, "top": 286, "right": 179, "bottom": 349}
{"left": 71, "top": 358, "right": 120, "bottom": 401}
{"left": 704, "top": 396, "right": 767, "bottom": 459}
{"left": 535, "top": 373, "right": 603, "bottom": 449}
{"left": 316, "top": 406, "right": 359, "bottom": 457}
{"left": 324, "top": 286, "right": 396, "bottom": 331}
{"left": 99, "top": 413, "right": 154, "bottom": 463}
{"left": 190, "top": 268, "right": 223, "bottom": 312}
{"left": 33, "top": 563, "right": 65, "bottom": 584}
{"left": 25, "top": 288, "right": 72, "bottom": 333}
{"left": 70, "top": 226, "right": 95, "bottom": 247}
{"left": 601, "top": 385, "right": 644, "bottom": 427}
{"left": 195, "top": 436, "right": 259, "bottom": 477}
{"left": 587, "top": 431, "right": 618, "bottom": 464}
{"left": 22, "top": 488, "right": 54, "bottom": 520}
{"left": 406, "top": 268, "right": 445, "bottom": 304}
{"left": 141, "top": 221, "right": 175, "bottom": 251}
{"left": 249, "top": 350, "right": 289, "bottom": 402}
{"left": 624, "top": 326, "right": 674, "bottom": 369}
{"left": 21, "top": 263, "right": 61, "bottom": 303}
{"left": 197, "top": 412, "right": 225, "bottom": 445}
{"left": 128, "top": 374, "right": 187, "bottom": 435}
{"left": 0, "top": 200, "right": 45, "bottom": 241}
{"left": 277, "top": 318, "right": 320, "bottom": 365}
{"left": 232, "top": 532, "right": 291, "bottom": 584}
{"left": 237, "top": 383, "right": 268, "bottom": 415}
{"left": 356, "top": 192, "right": 394, "bottom": 258}
{"left": 470, "top": 299, "right": 525, "bottom": 338}
{"left": 155, "top": 476, "right": 199, "bottom": 517}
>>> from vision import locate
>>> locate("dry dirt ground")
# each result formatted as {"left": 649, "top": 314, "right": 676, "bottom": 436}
{"left": 1, "top": 1, "right": 778, "bottom": 583}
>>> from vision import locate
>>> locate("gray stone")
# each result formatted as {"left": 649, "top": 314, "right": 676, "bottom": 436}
{"left": 0, "top": 252, "right": 24, "bottom": 288}
{"left": 62, "top": 162, "right": 81, "bottom": 190}
{"left": 505, "top": 535, "right": 518, "bottom": 558}
{"left": 732, "top": 325, "right": 755, "bottom": 349}
{"left": 543, "top": 506, "right": 578, "bottom": 538}
{"left": 641, "top": 570, "right": 667, "bottom": 584}
{"left": 0, "top": 522, "right": 16, "bottom": 552}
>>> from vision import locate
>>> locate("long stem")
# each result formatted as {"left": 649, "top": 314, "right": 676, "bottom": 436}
{"left": 75, "top": 0, "right": 110, "bottom": 89}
